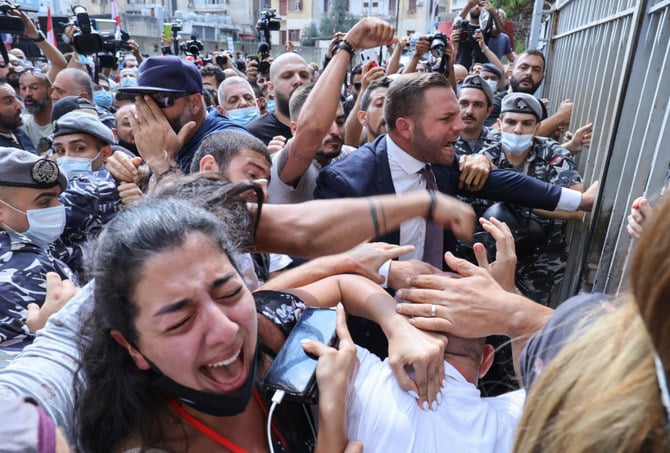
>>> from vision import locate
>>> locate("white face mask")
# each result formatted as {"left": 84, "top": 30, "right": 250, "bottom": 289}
{"left": 484, "top": 79, "right": 498, "bottom": 93}
{"left": 57, "top": 150, "right": 102, "bottom": 180}
{"left": 0, "top": 199, "right": 66, "bottom": 247}
{"left": 501, "top": 132, "right": 534, "bottom": 155}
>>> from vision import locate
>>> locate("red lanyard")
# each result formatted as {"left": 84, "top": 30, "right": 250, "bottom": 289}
{"left": 167, "top": 389, "right": 287, "bottom": 452}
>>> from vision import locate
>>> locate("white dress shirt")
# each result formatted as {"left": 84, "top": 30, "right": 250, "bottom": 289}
{"left": 386, "top": 135, "right": 431, "bottom": 260}
{"left": 347, "top": 347, "right": 526, "bottom": 453}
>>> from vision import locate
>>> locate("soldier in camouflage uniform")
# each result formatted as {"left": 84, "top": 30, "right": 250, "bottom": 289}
{"left": 479, "top": 93, "right": 584, "bottom": 306}
{"left": 50, "top": 111, "right": 123, "bottom": 276}
{"left": 454, "top": 74, "right": 500, "bottom": 158}
{"left": 0, "top": 148, "right": 76, "bottom": 353}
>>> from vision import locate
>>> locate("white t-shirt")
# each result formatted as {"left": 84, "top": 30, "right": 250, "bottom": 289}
{"left": 347, "top": 347, "right": 525, "bottom": 453}
{"left": 268, "top": 144, "right": 355, "bottom": 204}
{"left": 20, "top": 114, "right": 52, "bottom": 149}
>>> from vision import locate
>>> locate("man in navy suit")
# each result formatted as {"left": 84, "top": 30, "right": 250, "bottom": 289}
{"left": 315, "top": 71, "right": 596, "bottom": 359}
{"left": 315, "top": 71, "right": 594, "bottom": 262}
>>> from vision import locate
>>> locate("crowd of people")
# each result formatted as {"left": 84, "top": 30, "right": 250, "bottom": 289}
{"left": 0, "top": 2, "right": 667, "bottom": 452}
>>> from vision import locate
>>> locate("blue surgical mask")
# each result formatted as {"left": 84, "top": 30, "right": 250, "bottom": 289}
{"left": 120, "top": 77, "right": 138, "bottom": 88}
{"left": 58, "top": 150, "right": 102, "bottom": 180}
{"left": 265, "top": 99, "right": 275, "bottom": 112}
{"left": 227, "top": 106, "right": 260, "bottom": 126}
{"left": 94, "top": 90, "right": 113, "bottom": 110}
{"left": 484, "top": 79, "right": 498, "bottom": 93}
{"left": 0, "top": 200, "right": 66, "bottom": 247}
{"left": 501, "top": 132, "right": 534, "bottom": 155}
{"left": 456, "top": 82, "right": 463, "bottom": 96}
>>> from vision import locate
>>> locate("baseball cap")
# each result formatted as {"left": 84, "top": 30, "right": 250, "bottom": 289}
{"left": 51, "top": 96, "right": 97, "bottom": 123}
{"left": 118, "top": 55, "right": 203, "bottom": 94}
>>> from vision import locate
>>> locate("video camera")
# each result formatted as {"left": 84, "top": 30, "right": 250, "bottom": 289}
{"left": 179, "top": 34, "right": 203, "bottom": 57}
{"left": 0, "top": 2, "right": 25, "bottom": 67}
{"left": 256, "top": 8, "right": 280, "bottom": 69}
{"left": 69, "top": 6, "right": 131, "bottom": 54}
{"left": 426, "top": 31, "right": 448, "bottom": 60}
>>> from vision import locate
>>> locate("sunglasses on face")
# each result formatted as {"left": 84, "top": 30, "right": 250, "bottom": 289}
{"left": 353, "top": 82, "right": 362, "bottom": 90}
{"left": 148, "top": 92, "right": 189, "bottom": 108}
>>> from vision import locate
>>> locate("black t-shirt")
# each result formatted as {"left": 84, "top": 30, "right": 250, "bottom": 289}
{"left": 246, "top": 112, "right": 292, "bottom": 145}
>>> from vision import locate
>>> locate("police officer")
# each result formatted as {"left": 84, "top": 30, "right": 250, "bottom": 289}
{"left": 480, "top": 92, "right": 585, "bottom": 306}
{"left": 0, "top": 148, "right": 76, "bottom": 353}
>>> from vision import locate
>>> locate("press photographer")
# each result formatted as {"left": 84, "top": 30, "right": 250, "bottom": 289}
{"left": 451, "top": 0, "right": 493, "bottom": 70}
{"left": 67, "top": 5, "right": 131, "bottom": 55}
{"left": 1, "top": 3, "right": 66, "bottom": 84}
{"left": 256, "top": 8, "right": 280, "bottom": 70}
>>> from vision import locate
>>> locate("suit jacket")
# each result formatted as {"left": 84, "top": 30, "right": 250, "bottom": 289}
{"left": 315, "top": 135, "right": 565, "bottom": 358}
{"left": 315, "top": 134, "right": 564, "bottom": 253}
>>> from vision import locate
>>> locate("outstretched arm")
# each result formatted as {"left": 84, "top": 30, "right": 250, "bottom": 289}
{"left": 279, "top": 18, "right": 396, "bottom": 186}
{"left": 254, "top": 190, "right": 475, "bottom": 257}
{"left": 290, "top": 274, "right": 446, "bottom": 408}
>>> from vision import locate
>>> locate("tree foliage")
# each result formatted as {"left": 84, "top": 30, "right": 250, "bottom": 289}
{"left": 319, "top": 0, "right": 359, "bottom": 36}
{"left": 301, "top": 22, "right": 319, "bottom": 46}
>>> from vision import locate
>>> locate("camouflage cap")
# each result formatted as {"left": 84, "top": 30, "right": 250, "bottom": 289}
{"left": 0, "top": 147, "right": 67, "bottom": 190}
{"left": 461, "top": 74, "right": 494, "bottom": 105}
{"left": 500, "top": 92, "right": 543, "bottom": 121}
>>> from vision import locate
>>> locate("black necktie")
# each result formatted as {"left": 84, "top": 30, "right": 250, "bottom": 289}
{"left": 420, "top": 165, "right": 444, "bottom": 268}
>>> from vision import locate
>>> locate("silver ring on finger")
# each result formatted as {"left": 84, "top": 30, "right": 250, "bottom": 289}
{"left": 430, "top": 304, "right": 437, "bottom": 317}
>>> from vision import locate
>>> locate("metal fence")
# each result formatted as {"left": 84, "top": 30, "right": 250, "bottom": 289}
{"left": 535, "top": 0, "right": 670, "bottom": 301}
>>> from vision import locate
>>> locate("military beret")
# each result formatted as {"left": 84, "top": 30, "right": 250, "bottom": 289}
{"left": 481, "top": 63, "right": 502, "bottom": 79}
{"left": 52, "top": 111, "right": 116, "bottom": 145}
{"left": 0, "top": 147, "right": 67, "bottom": 191}
{"left": 461, "top": 74, "right": 493, "bottom": 105}
{"left": 500, "top": 93, "right": 543, "bottom": 121}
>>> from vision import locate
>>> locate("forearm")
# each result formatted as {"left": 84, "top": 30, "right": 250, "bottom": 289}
{"left": 507, "top": 294, "right": 553, "bottom": 385}
{"left": 255, "top": 192, "right": 432, "bottom": 257}
{"left": 343, "top": 96, "right": 364, "bottom": 147}
{"left": 258, "top": 254, "right": 356, "bottom": 291}
{"left": 37, "top": 42, "right": 67, "bottom": 82}
{"left": 386, "top": 44, "right": 402, "bottom": 75}
{"left": 481, "top": 45, "right": 505, "bottom": 73}
{"left": 533, "top": 208, "right": 585, "bottom": 221}
{"left": 536, "top": 113, "right": 568, "bottom": 138}
{"left": 315, "top": 397, "right": 348, "bottom": 453}
{"left": 281, "top": 50, "right": 351, "bottom": 183}
{"left": 405, "top": 53, "right": 421, "bottom": 74}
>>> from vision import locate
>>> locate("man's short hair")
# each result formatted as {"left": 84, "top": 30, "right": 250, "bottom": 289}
{"left": 66, "top": 68, "right": 94, "bottom": 99}
{"left": 200, "top": 64, "right": 226, "bottom": 87}
{"left": 18, "top": 69, "right": 51, "bottom": 87}
{"left": 288, "top": 82, "right": 315, "bottom": 121}
{"left": 349, "top": 63, "right": 362, "bottom": 84}
{"left": 516, "top": 49, "right": 546, "bottom": 72}
{"left": 384, "top": 72, "right": 451, "bottom": 131}
{"left": 360, "top": 77, "right": 392, "bottom": 112}
{"left": 190, "top": 130, "right": 271, "bottom": 175}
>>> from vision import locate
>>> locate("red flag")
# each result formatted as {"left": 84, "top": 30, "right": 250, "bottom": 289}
{"left": 111, "top": 0, "right": 121, "bottom": 40}
{"left": 46, "top": 7, "right": 56, "bottom": 47}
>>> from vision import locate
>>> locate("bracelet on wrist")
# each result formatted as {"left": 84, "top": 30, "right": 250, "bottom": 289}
{"left": 337, "top": 39, "right": 356, "bottom": 59}
{"left": 32, "top": 31, "right": 46, "bottom": 43}
{"left": 426, "top": 190, "right": 437, "bottom": 223}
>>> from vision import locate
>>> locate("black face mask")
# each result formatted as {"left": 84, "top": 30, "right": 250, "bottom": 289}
{"left": 148, "top": 348, "right": 259, "bottom": 417}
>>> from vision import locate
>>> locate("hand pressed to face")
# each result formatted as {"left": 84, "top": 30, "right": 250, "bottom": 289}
{"left": 130, "top": 94, "right": 197, "bottom": 167}
{"left": 125, "top": 233, "right": 258, "bottom": 394}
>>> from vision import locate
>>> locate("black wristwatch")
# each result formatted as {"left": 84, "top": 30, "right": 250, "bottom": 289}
{"left": 32, "top": 31, "right": 46, "bottom": 43}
